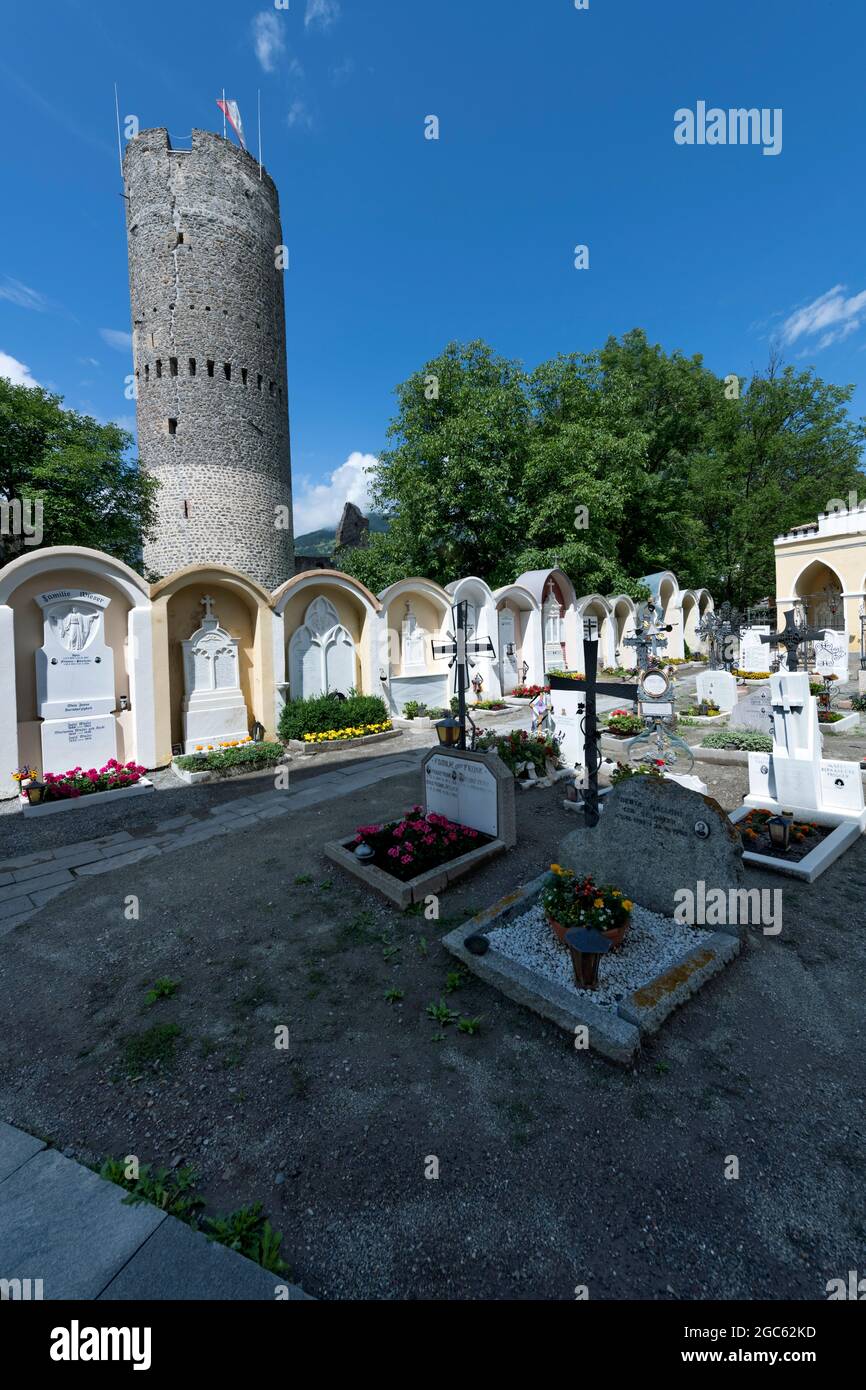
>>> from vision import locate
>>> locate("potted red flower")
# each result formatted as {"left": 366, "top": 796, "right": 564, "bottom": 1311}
{"left": 541, "top": 865, "right": 633, "bottom": 950}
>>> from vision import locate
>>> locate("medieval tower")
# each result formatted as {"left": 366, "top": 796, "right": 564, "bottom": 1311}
{"left": 123, "top": 128, "right": 294, "bottom": 589}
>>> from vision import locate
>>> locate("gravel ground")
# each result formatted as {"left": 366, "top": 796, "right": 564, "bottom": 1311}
{"left": 2, "top": 750, "right": 866, "bottom": 1301}
{"left": 488, "top": 902, "right": 713, "bottom": 1009}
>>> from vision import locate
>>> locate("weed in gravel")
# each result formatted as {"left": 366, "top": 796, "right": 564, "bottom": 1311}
{"left": 144, "top": 978, "right": 180, "bottom": 1007}
{"left": 339, "top": 910, "right": 377, "bottom": 945}
{"left": 120, "top": 1024, "right": 181, "bottom": 1076}
{"left": 100, "top": 1159, "right": 203, "bottom": 1221}
{"left": 444, "top": 969, "right": 467, "bottom": 994}
{"left": 294, "top": 874, "right": 313, "bottom": 886}
{"left": 385, "top": 987, "right": 404, "bottom": 1003}
{"left": 204, "top": 1203, "right": 289, "bottom": 1274}
{"left": 426, "top": 999, "right": 459, "bottom": 1026}
{"left": 457, "top": 1015, "right": 483, "bottom": 1036}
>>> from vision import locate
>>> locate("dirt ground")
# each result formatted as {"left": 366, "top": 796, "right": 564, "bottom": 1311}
{"left": 2, "top": 750, "right": 865, "bottom": 1301}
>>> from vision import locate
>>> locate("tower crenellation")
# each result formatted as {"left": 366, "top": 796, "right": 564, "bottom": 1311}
{"left": 124, "top": 127, "right": 293, "bottom": 589}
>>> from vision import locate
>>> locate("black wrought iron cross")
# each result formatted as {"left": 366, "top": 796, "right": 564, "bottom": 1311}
{"left": 760, "top": 609, "right": 825, "bottom": 674}
{"left": 623, "top": 601, "right": 672, "bottom": 672}
{"left": 431, "top": 600, "right": 496, "bottom": 749}
{"left": 549, "top": 639, "right": 638, "bottom": 828}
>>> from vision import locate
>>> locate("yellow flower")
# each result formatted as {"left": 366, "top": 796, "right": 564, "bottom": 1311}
{"left": 550, "top": 863, "right": 564, "bottom": 875}
{"left": 612, "top": 889, "right": 621, "bottom": 897}
{"left": 622, "top": 900, "right": 633, "bottom": 912}
{"left": 593, "top": 898, "right": 604, "bottom": 908}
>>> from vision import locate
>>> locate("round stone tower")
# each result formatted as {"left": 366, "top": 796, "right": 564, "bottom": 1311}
{"left": 124, "top": 128, "right": 294, "bottom": 589}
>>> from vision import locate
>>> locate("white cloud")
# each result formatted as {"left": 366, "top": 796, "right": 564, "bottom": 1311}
{"left": 252, "top": 11, "right": 286, "bottom": 73}
{"left": 287, "top": 99, "right": 313, "bottom": 131}
{"left": 0, "top": 350, "right": 39, "bottom": 387}
{"left": 293, "top": 451, "right": 377, "bottom": 535}
{"left": 305, "top": 0, "right": 340, "bottom": 31}
{"left": 780, "top": 285, "right": 866, "bottom": 352}
{"left": 0, "top": 277, "right": 48, "bottom": 311}
{"left": 100, "top": 328, "right": 133, "bottom": 352}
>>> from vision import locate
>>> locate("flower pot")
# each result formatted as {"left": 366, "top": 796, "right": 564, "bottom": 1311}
{"left": 547, "top": 912, "right": 630, "bottom": 951}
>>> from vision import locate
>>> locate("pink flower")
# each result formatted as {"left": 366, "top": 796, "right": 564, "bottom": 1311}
{"left": 387, "top": 847, "right": 401, "bottom": 858}
{"left": 401, "top": 855, "right": 413, "bottom": 865}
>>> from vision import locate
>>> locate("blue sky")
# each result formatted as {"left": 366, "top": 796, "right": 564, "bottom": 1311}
{"left": 1, "top": 0, "right": 864, "bottom": 534}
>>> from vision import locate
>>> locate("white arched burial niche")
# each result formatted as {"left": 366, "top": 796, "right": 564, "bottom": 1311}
{"left": 494, "top": 585, "right": 542, "bottom": 691}
{"left": 377, "top": 577, "right": 453, "bottom": 715}
{"left": 446, "top": 576, "right": 501, "bottom": 699}
{"left": 0, "top": 546, "right": 155, "bottom": 795}
{"left": 793, "top": 558, "right": 846, "bottom": 632}
{"left": 575, "top": 594, "right": 615, "bottom": 669}
{"left": 679, "top": 591, "right": 701, "bottom": 657}
{"left": 288, "top": 596, "right": 355, "bottom": 699}
{"left": 609, "top": 596, "right": 638, "bottom": 668}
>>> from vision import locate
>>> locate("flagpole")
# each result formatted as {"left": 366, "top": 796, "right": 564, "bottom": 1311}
{"left": 114, "top": 82, "right": 123, "bottom": 179}
{"left": 222, "top": 87, "right": 226, "bottom": 139}
{"left": 257, "top": 89, "right": 262, "bottom": 180}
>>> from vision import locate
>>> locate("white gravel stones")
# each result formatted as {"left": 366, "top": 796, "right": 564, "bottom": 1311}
{"left": 486, "top": 901, "right": 712, "bottom": 1011}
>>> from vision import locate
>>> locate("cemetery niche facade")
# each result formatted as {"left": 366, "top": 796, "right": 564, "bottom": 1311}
{"left": 775, "top": 498, "right": 866, "bottom": 687}
{"left": 0, "top": 543, "right": 711, "bottom": 796}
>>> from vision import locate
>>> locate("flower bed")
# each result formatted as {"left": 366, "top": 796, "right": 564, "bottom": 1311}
{"left": 18, "top": 759, "right": 154, "bottom": 816}
{"left": 509, "top": 684, "right": 549, "bottom": 700}
{"left": 605, "top": 709, "right": 644, "bottom": 737}
{"left": 302, "top": 720, "right": 392, "bottom": 745}
{"left": 173, "top": 741, "right": 285, "bottom": 783}
{"left": 475, "top": 728, "right": 560, "bottom": 777}
{"left": 350, "top": 805, "right": 489, "bottom": 881}
{"left": 738, "top": 809, "right": 828, "bottom": 863}
{"left": 278, "top": 692, "right": 389, "bottom": 742}
{"left": 702, "top": 729, "right": 773, "bottom": 753}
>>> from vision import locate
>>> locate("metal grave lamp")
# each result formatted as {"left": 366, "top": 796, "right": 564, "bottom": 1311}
{"left": 25, "top": 779, "right": 46, "bottom": 806}
{"left": 767, "top": 815, "right": 791, "bottom": 851}
{"left": 435, "top": 715, "right": 462, "bottom": 747}
{"left": 250, "top": 720, "right": 265, "bottom": 743}
{"left": 353, "top": 841, "right": 376, "bottom": 864}
{"left": 564, "top": 926, "right": 613, "bottom": 991}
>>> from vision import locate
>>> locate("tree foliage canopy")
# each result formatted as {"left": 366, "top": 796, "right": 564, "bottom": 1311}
{"left": 0, "top": 377, "right": 157, "bottom": 570}
{"left": 338, "top": 331, "right": 865, "bottom": 607}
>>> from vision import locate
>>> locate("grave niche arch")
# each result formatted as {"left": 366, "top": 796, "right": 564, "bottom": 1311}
{"left": 288, "top": 596, "right": 356, "bottom": 699}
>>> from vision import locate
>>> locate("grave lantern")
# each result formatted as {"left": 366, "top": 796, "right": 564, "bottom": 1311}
{"left": 564, "top": 926, "right": 613, "bottom": 990}
{"left": 435, "top": 716, "right": 461, "bottom": 747}
{"left": 767, "top": 814, "right": 791, "bottom": 851}
{"left": 25, "top": 779, "right": 46, "bottom": 806}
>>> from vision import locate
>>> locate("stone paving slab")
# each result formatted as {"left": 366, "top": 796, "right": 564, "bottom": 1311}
{"left": 0, "top": 868, "right": 76, "bottom": 904}
{"left": 73, "top": 846, "right": 161, "bottom": 877}
{"left": 97, "top": 1215, "right": 310, "bottom": 1301}
{"left": 0, "top": 1148, "right": 166, "bottom": 1299}
{"left": 0, "top": 1120, "right": 45, "bottom": 1181}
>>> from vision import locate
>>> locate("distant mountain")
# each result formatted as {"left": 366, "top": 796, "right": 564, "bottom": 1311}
{"left": 294, "top": 512, "right": 389, "bottom": 555}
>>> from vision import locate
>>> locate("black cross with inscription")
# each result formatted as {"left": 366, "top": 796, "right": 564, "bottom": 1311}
{"left": 760, "top": 608, "right": 825, "bottom": 674}
{"left": 431, "top": 600, "right": 496, "bottom": 750}
{"left": 549, "top": 637, "right": 638, "bottom": 828}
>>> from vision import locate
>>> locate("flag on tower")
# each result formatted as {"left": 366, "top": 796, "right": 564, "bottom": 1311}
{"left": 217, "top": 98, "right": 246, "bottom": 149}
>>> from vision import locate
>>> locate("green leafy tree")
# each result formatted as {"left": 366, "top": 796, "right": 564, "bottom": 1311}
{"left": 0, "top": 378, "right": 157, "bottom": 569}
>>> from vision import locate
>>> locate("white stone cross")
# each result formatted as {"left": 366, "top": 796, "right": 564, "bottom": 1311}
{"left": 201, "top": 595, "right": 216, "bottom": 621}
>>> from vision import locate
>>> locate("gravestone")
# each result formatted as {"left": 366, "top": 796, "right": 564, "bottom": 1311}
{"left": 744, "top": 669, "right": 865, "bottom": 823}
{"left": 729, "top": 684, "right": 773, "bottom": 733}
{"left": 289, "top": 595, "right": 355, "bottom": 698}
{"left": 401, "top": 601, "right": 427, "bottom": 675}
{"left": 181, "top": 597, "right": 249, "bottom": 753}
{"left": 813, "top": 630, "right": 848, "bottom": 683}
{"left": 739, "top": 625, "right": 770, "bottom": 673}
{"left": 422, "top": 747, "right": 516, "bottom": 847}
{"left": 558, "top": 775, "right": 744, "bottom": 918}
{"left": 35, "top": 588, "right": 118, "bottom": 773}
{"left": 695, "top": 668, "right": 736, "bottom": 712}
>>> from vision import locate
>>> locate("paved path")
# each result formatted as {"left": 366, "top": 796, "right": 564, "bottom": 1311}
{"left": 0, "top": 752, "right": 425, "bottom": 939}
{"left": 0, "top": 1121, "right": 309, "bottom": 1300}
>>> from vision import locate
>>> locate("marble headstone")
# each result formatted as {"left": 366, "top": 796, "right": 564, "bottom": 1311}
{"left": 35, "top": 589, "right": 118, "bottom": 773}
{"left": 695, "top": 668, "right": 736, "bottom": 713}
{"left": 813, "top": 630, "right": 848, "bottom": 683}
{"left": 181, "top": 597, "right": 249, "bottom": 753}
{"left": 422, "top": 747, "right": 516, "bottom": 847}
{"left": 558, "top": 775, "right": 744, "bottom": 918}
{"left": 729, "top": 684, "right": 773, "bottom": 733}
{"left": 738, "top": 626, "right": 770, "bottom": 673}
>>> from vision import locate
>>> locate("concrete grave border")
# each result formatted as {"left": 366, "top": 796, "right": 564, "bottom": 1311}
{"left": 324, "top": 834, "right": 506, "bottom": 910}
{"left": 21, "top": 778, "right": 155, "bottom": 818}
{"left": 729, "top": 805, "right": 862, "bottom": 883}
{"left": 443, "top": 874, "right": 741, "bottom": 1064}
{"left": 288, "top": 729, "right": 402, "bottom": 757}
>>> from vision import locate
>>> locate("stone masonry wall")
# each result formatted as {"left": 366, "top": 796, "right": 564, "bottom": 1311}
{"left": 124, "top": 128, "right": 294, "bottom": 589}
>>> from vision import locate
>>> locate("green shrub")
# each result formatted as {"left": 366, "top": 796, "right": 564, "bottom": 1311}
{"left": 852, "top": 694, "right": 866, "bottom": 712}
{"left": 174, "top": 741, "right": 284, "bottom": 773}
{"left": 702, "top": 729, "right": 772, "bottom": 752}
{"left": 278, "top": 693, "right": 388, "bottom": 741}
